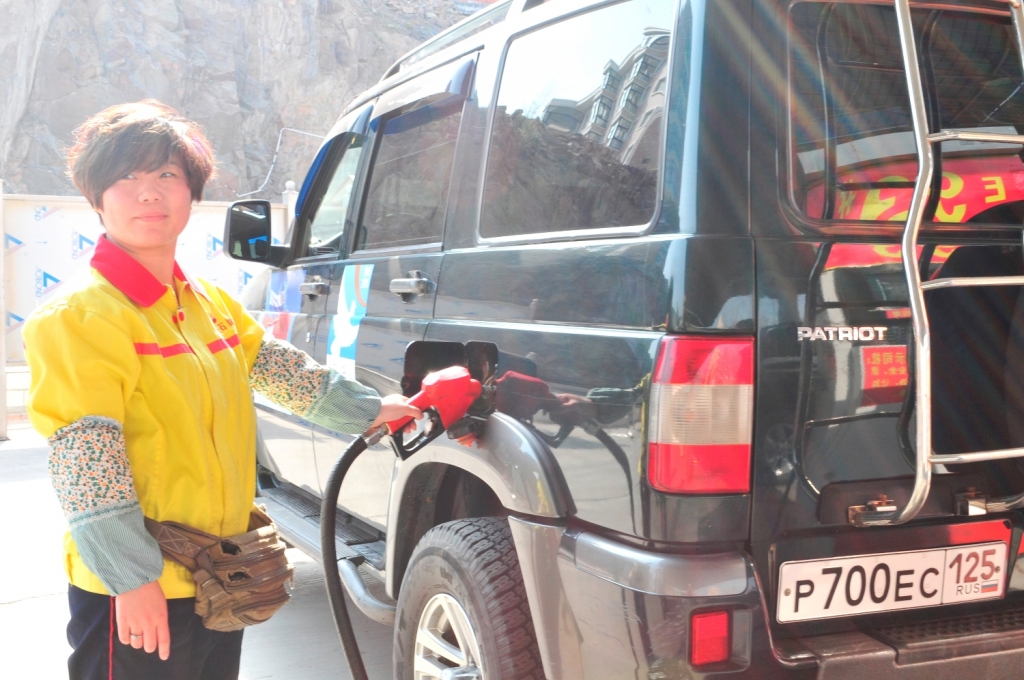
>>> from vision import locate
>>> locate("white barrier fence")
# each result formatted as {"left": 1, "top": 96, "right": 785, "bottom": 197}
{"left": 0, "top": 186, "right": 290, "bottom": 365}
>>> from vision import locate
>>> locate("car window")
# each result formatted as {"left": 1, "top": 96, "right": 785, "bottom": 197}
{"left": 356, "top": 97, "right": 464, "bottom": 251}
{"left": 307, "top": 134, "right": 367, "bottom": 250}
{"left": 480, "top": 0, "right": 674, "bottom": 239}
{"left": 790, "top": 2, "right": 1024, "bottom": 224}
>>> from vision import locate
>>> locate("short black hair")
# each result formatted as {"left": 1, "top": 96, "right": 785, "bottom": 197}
{"left": 67, "top": 99, "right": 216, "bottom": 208}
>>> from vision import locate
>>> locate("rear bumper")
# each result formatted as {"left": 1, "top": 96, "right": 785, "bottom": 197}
{"left": 563, "top": 529, "right": 759, "bottom": 676}
{"left": 508, "top": 517, "right": 770, "bottom": 679}
{"left": 507, "top": 517, "right": 1024, "bottom": 679}
{"left": 798, "top": 629, "right": 1024, "bottom": 679}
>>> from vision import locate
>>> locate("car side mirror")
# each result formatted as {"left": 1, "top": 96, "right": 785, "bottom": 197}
{"left": 224, "top": 200, "right": 288, "bottom": 267}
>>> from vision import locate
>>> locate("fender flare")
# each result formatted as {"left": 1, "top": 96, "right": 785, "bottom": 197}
{"left": 384, "top": 412, "right": 574, "bottom": 595}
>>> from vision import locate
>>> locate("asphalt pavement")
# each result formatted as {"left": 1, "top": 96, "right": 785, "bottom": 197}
{"left": 0, "top": 419, "right": 393, "bottom": 679}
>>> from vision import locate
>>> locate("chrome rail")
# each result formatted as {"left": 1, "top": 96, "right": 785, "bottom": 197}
{"left": 1010, "top": 0, "right": 1024, "bottom": 94}
{"left": 931, "top": 447, "right": 1024, "bottom": 465}
{"left": 927, "top": 130, "right": 1024, "bottom": 144}
{"left": 849, "top": 0, "right": 1024, "bottom": 527}
{"left": 887, "top": 0, "right": 935, "bottom": 526}
{"left": 921, "top": 276, "right": 1024, "bottom": 290}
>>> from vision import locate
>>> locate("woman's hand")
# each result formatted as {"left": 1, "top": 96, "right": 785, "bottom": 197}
{"left": 115, "top": 580, "right": 170, "bottom": 660}
{"left": 370, "top": 394, "right": 423, "bottom": 432}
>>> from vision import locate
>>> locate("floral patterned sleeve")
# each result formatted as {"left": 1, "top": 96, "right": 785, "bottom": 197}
{"left": 48, "top": 417, "right": 164, "bottom": 595}
{"left": 249, "top": 337, "right": 382, "bottom": 434}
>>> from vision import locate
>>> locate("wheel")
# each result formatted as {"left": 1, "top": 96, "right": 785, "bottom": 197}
{"left": 394, "top": 517, "right": 543, "bottom": 680}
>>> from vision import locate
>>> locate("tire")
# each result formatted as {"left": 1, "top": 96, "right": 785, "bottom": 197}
{"left": 394, "top": 517, "right": 543, "bottom": 680}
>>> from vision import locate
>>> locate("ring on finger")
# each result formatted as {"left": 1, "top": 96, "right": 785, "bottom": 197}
{"left": 130, "top": 633, "right": 143, "bottom": 641}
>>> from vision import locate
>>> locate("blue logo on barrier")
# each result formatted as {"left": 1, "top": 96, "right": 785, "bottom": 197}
{"left": 5, "top": 235, "right": 24, "bottom": 254}
{"left": 35, "top": 269, "right": 61, "bottom": 298}
{"left": 206, "top": 233, "right": 224, "bottom": 260}
{"left": 33, "top": 206, "right": 60, "bottom": 221}
{"left": 6, "top": 312, "right": 24, "bottom": 333}
{"left": 237, "top": 269, "right": 253, "bottom": 292}
{"left": 71, "top": 231, "right": 96, "bottom": 259}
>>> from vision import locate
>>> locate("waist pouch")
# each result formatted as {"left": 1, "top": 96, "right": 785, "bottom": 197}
{"left": 144, "top": 505, "right": 293, "bottom": 632}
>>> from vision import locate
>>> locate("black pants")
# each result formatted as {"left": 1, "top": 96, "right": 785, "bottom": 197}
{"left": 67, "top": 585, "right": 243, "bottom": 680}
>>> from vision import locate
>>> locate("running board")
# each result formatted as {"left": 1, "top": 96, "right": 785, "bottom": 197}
{"left": 257, "top": 484, "right": 396, "bottom": 625}
{"left": 257, "top": 484, "right": 382, "bottom": 565}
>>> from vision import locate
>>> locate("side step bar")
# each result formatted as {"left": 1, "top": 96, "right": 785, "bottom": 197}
{"left": 851, "top": 0, "right": 1024, "bottom": 526}
{"left": 257, "top": 484, "right": 396, "bottom": 625}
{"left": 337, "top": 559, "right": 396, "bottom": 626}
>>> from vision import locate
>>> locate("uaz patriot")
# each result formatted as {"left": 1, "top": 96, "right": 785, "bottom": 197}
{"left": 224, "top": 0, "right": 1024, "bottom": 676}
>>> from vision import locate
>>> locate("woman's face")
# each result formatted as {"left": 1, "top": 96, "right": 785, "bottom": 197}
{"left": 96, "top": 158, "right": 193, "bottom": 252}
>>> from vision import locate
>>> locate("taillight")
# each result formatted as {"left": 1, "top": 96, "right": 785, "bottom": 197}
{"left": 647, "top": 336, "right": 754, "bottom": 494}
{"left": 691, "top": 610, "right": 731, "bottom": 666}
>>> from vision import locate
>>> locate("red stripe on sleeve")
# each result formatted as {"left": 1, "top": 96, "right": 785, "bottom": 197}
{"left": 134, "top": 343, "right": 161, "bottom": 355}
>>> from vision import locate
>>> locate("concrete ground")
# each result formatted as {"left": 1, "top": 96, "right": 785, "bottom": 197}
{"left": 0, "top": 418, "right": 393, "bottom": 679}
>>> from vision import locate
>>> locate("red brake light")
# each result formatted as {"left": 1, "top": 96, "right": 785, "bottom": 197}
{"left": 647, "top": 336, "right": 754, "bottom": 494}
{"left": 691, "top": 610, "right": 731, "bottom": 666}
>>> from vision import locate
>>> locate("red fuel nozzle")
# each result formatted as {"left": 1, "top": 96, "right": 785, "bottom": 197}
{"left": 385, "top": 366, "right": 483, "bottom": 435}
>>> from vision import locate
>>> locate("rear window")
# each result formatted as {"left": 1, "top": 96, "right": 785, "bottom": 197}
{"left": 480, "top": 0, "right": 675, "bottom": 239}
{"left": 790, "top": 2, "right": 1024, "bottom": 225}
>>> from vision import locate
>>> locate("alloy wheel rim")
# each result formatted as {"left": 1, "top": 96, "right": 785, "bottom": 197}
{"left": 413, "top": 593, "right": 484, "bottom": 680}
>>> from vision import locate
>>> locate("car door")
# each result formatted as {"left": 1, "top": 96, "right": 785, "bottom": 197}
{"left": 312, "top": 55, "right": 477, "bottom": 533}
{"left": 253, "top": 254, "right": 332, "bottom": 499}
{"left": 252, "top": 107, "right": 377, "bottom": 498}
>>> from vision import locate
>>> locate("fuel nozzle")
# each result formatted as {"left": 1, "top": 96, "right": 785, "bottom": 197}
{"left": 363, "top": 366, "right": 485, "bottom": 457}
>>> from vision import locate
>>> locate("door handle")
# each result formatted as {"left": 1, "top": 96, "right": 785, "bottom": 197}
{"left": 299, "top": 281, "right": 330, "bottom": 297}
{"left": 389, "top": 271, "right": 433, "bottom": 297}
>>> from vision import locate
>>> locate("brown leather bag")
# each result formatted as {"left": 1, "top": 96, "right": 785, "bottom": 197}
{"left": 144, "top": 505, "right": 293, "bottom": 632}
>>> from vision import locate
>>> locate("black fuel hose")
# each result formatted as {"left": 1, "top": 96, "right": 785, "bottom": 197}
{"left": 320, "top": 435, "right": 371, "bottom": 680}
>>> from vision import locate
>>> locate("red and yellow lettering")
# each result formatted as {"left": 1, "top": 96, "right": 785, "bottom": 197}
{"left": 982, "top": 176, "right": 1006, "bottom": 204}
{"left": 936, "top": 172, "right": 966, "bottom": 222}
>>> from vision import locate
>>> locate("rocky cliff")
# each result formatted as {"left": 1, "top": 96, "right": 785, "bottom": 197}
{"left": 1, "top": 0, "right": 490, "bottom": 200}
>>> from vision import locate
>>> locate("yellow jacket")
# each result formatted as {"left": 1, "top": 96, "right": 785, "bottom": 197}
{"left": 25, "top": 236, "right": 268, "bottom": 598}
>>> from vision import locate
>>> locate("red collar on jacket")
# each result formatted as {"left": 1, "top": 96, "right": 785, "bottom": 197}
{"left": 90, "top": 234, "right": 207, "bottom": 308}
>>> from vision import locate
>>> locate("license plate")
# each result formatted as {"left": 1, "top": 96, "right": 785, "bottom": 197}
{"left": 777, "top": 541, "right": 1008, "bottom": 623}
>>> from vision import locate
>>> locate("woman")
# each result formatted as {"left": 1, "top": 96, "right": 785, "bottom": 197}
{"left": 23, "top": 100, "right": 421, "bottom": 680}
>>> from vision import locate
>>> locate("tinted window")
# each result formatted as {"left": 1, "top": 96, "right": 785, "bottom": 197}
{"left": 790, "top": 3, "right": 1024, "bottom": 224}
{"left": 357, "top": 97, "right": 463, "bottom": 250}
{"left": 308, "top": 135, "right": 366, "bottom": 250}
{"left": 480, "top": 0, "right": 674, "bottom": 238}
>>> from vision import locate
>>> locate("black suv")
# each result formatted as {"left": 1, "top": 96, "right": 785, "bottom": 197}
{"left": 225, "top": 0, "right": 1024, "bottom": 676}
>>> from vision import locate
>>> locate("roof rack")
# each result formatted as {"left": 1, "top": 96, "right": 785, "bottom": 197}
{"left": 848, "top": 0, "right": 1024, "bottom": 527}
{"left": 380, "top": 0, "right": 515, "bottom": 81}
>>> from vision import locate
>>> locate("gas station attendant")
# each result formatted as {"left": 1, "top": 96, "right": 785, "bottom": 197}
{"left": 22, "top": 100, "right": 421, "bottom": 680}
